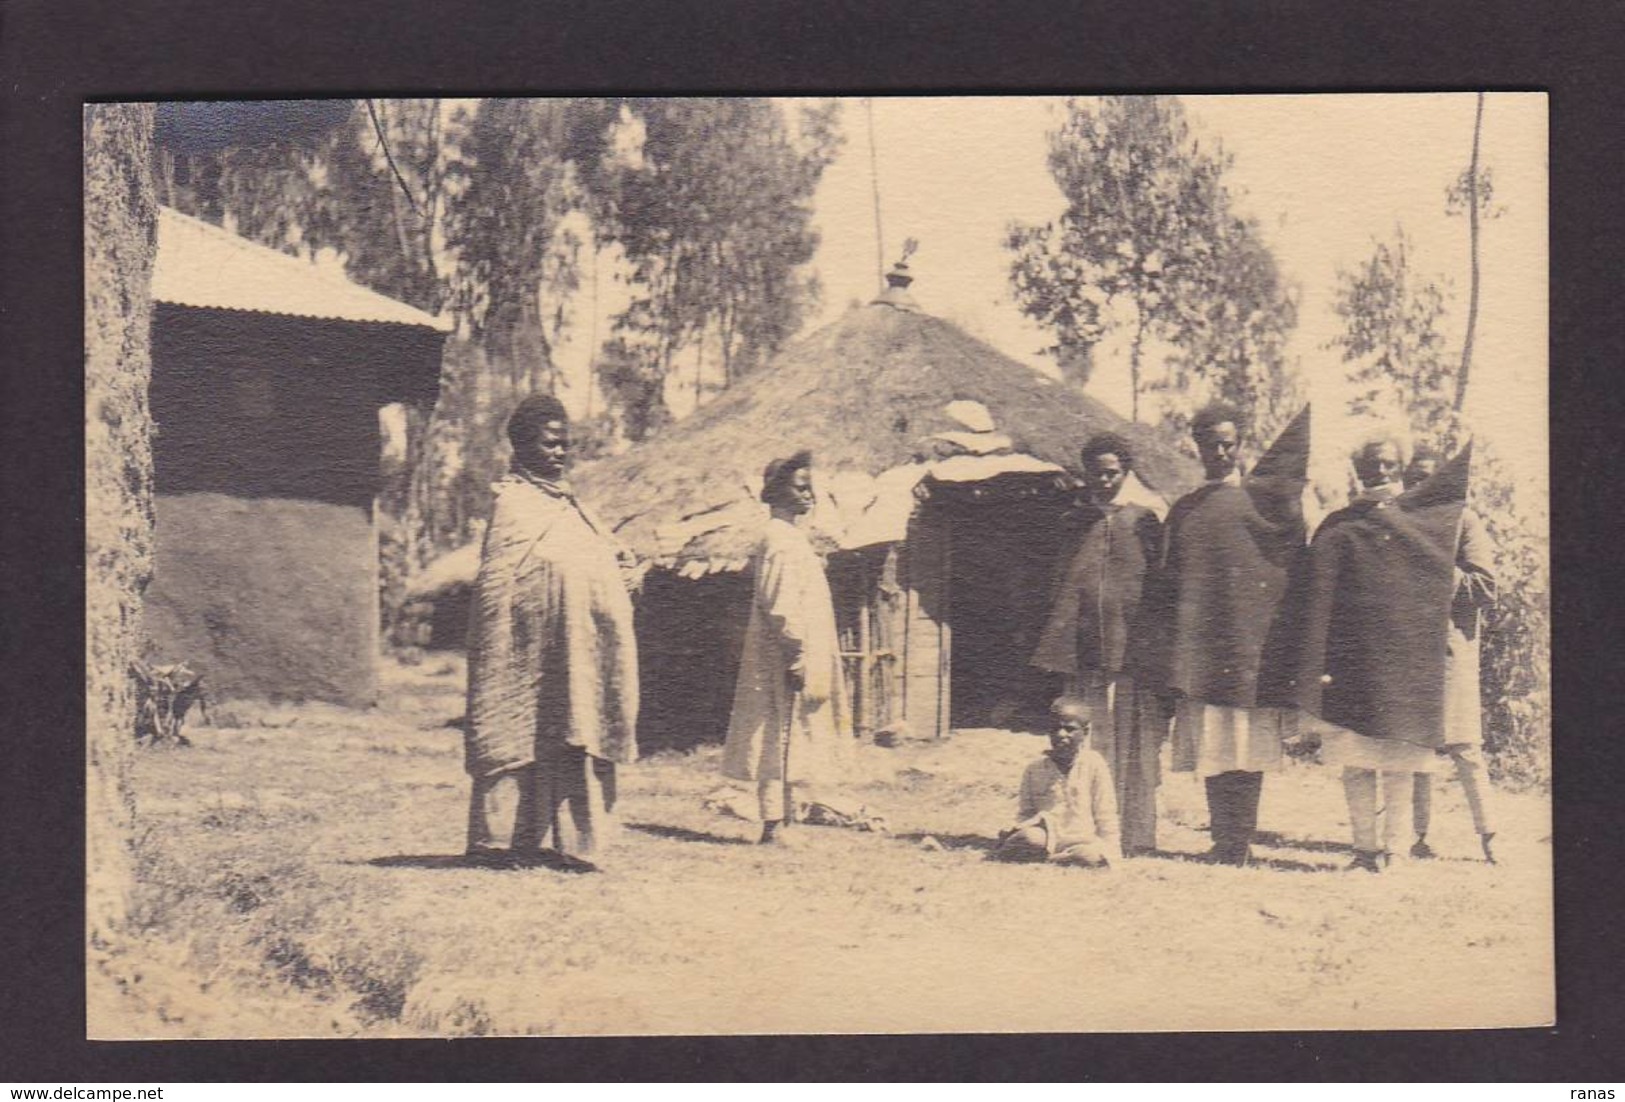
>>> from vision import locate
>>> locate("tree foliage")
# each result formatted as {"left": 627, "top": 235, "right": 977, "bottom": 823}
{"left": 328, "top": 100, "right": 453, "bottom": 314}
{"left": 159, "top": 100, "right": 455, "bottom": 313}
{"left": 1327, "top": 229, "right": 1454, "bottom": 435}
{"left": 446, "top": 99, "right": 587, "bottom": 372}
{"left": 1471, "top": 443, "right": 1550, "bottom": 788}
{"left": 1157, "top": 218, "right": 1301, "bottom": 445}
{"left": 1006, "top": 96, "right": 1297, "bottom": 429}
{"left": 589, "top": 98, "right": 842, "bottom": 438}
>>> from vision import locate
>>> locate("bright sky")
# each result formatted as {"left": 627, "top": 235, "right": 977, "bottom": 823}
{"left": 798, "top": 94, "right": 1548, "bottom": 501}
{"left": 537, "top": 95, "right": 1545, "bottom": 504}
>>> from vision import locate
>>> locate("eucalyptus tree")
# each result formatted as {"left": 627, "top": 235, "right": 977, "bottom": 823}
{"left": 1008, "top": 95, "right": 1296, "bottom": 429}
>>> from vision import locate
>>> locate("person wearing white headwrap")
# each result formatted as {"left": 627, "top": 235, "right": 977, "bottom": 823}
{"left": 722, "top": 451, "right": 855, "bottom": 844}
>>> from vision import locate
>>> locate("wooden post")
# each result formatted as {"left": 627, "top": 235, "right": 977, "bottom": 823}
{"left": 937, "top": 519, "right": 953, "bottom": 738}
{"left": 856, "top": 555, "right": 873, "bottom": 738}
{"left": 902, "top": 506, "right": 953, "bottom": 740}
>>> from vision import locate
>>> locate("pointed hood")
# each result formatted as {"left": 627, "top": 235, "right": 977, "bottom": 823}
{"left": 1245, "top": 404, "right": 1310, "bottom": 528}
{"left": 1248, "top": 404, "right": 1311, "bottom": 481}
{"left": 1400, "top": 438, "right": 1472, "bottom": 512}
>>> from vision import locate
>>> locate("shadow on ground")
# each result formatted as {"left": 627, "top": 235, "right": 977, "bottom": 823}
{"left": 1252, "top": 830, "right": 1354, "bottom": 855}
{"left": 364, "top": 851, "right": 599, "bottom": 873}
{"left": 1135, "top": 847, "right": 1340, "bottom": 875}
{"left": 891, "top": 830, "right": 998, "bottom": 853}
{"left": 625, "top": 821, "right": 756, "bottom": 847}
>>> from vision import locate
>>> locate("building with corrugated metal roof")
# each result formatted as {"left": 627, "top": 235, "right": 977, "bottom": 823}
{"left": 143, "top": 207, "right": 449, "bottom": 706}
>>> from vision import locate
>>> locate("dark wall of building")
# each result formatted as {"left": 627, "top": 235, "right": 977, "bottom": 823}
{"left": 146, "top": 305, "right": 443, "bottom": 706}
{"left": 145, "top": 492, "right": 377, "bottom": 706}
{"left": 150, "top": 305, "right": 441, "bottom": 509}
{"left": 428, "top": 587, "right": 472, "bottom": 651}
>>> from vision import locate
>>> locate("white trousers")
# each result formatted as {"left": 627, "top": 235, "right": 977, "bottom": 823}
{"left": 1343, "top": 766, "right": 1414, "bottom": 856}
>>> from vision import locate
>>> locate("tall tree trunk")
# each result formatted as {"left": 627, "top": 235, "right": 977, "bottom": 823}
{"left": 695, "top": 315, "right": 706, "bottom": 404}
{"left": 1129, "top": 306, "right": 1148, "bottom": 423}
{"left": 1455, "top": 92, "right": 1485, "bottom": 413}
{"left": 422, "top": 101, "right": 444, "bottom": 312}
{"left": 716, "top": 242, "right": 736, "bottom": 388}
{"left": 377, "top": 104, "right": 417, "bottom": 280}
{"left": 585, "top": 244, "right": 599, "bottom": 419}
{"left": 84, "top": 103, "right": 158, "bottom": 950}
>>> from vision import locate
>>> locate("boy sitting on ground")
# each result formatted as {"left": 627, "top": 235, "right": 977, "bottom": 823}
{"left": 993, "top": 697, "right": 1121, "bottom": 867}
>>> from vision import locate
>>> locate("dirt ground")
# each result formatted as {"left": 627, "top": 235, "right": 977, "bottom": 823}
{"left": 91, "top": 656, "right": 1554, "bottom": 1038}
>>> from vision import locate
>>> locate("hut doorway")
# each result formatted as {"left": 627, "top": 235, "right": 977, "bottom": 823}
{"left": 941, "top": 489, "right": 1074, "bottom": 731}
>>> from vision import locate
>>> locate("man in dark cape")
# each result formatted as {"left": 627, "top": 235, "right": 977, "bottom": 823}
{"left": 1404, "top": 446, "right": 1499, "bottom": 863}
{"left": 1143, "top": 404, "right": 1309, "bottom": 865}
{"left": 1032, "top": 431, "right": 1165, "bottom": 854}
{"left": 1260, "top": 439, "right": 1475, "bottom": 870}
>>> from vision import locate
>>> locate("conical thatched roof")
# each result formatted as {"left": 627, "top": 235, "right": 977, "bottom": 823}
{"left": 574, "top": 298, "right": 1201, "bottom": 568}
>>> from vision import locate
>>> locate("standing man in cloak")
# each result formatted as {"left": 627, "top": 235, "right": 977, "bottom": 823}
{"left": 1262, "top": 437, "right": 1478, "bottom": 871}
{"left": 1032, "top": 431, "right": 1165, "bottom": 856}
{"left": 464, "top": 394, "right": 640, "bottom": 866}
{"left": 1403, "top": 445, "right": 1500, "bottom": 863}
{"left": 1148, "top": 403, "right": 1310, "bottom": 866}
{"left": 723, "top": 451, "right": 854, "bottom": 845}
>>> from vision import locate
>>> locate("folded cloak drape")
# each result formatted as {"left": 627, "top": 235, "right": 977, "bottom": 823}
{"left": 1258, "top": 446, "right": 1472, "bottom": 748}
{"left": 465, "top": 475, "right": 639, "bottom": 778}
{"left": 1032, "top": 501, "right": 1162, "bottom": 677}
{"left": 1138, "top": 407, "right": 1310, "bottom": 707}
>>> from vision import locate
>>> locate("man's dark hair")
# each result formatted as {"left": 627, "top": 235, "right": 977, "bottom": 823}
{"left": 761, "top": 449, "right": 814, "bottom": 505}
{"left": 1081, "top": 431, "right": 1134, "bottom": 470}
{"left": 1190, "top": 402, "right": 1245, "bottom": 442}
{"left": 506, "top": 392, "right": 569, "bottom": 453}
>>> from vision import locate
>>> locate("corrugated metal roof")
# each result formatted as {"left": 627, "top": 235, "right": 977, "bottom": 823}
{"left": 152, "top": 206, "right": 453, "bottom": 332}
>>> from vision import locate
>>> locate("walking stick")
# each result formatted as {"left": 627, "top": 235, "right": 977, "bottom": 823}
{"left": 781, "top": 686, "right": 800, "bottom": 830}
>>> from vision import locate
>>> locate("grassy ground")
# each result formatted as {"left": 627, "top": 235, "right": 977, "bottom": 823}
{"left": 92, "top": 656, "right": 1554, "bottom": 1038}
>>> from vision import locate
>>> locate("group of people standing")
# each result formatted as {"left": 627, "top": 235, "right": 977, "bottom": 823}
{"left": 1017, "top": 405, "right": 1498, "bottom": 872}
{"left": 460, "top": 392, "right": 1499, "bottom": 876}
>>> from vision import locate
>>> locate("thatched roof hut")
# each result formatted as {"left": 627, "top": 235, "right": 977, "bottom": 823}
{"left": 408, "top": 265, "right": 1202, "bottom": 742}
{"left": 573, "top": 265, "right": 1197, "bottom": 571}
{"left": 565, "top": 264, "right": 1202, "bottom": 748}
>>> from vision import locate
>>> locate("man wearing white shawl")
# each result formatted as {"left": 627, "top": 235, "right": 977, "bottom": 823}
{"left": 464, "top": 394, "right": 639, "bottom": 864}
{"left": 723, "top": 451, "right": 854, "bottom": 845}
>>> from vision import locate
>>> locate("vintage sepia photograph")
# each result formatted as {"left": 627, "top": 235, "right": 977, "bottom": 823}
{"left": 84, "top": 94, "right": 1551, "bottom": 1038}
